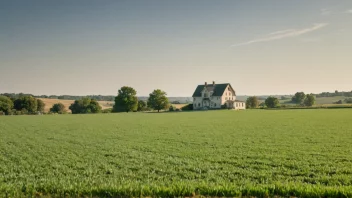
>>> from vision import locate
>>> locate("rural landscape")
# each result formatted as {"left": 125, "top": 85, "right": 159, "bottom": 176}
{"left": 1, "top": 89, "right": 352, "bottom": 197}
{"left": 1, "top": 0, "right": 352, "bottom": 197}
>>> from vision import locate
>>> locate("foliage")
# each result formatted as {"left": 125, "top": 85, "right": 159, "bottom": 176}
{"left": 147, "top": 89, "right": 169, "bottom": 112}
{"left": 221, "top": 104, "right": 228, "bottom": 109}
{"left": 291, "top": 92, "right": 306, "bottom": 104}
{"left": 36, "top": 99, "right": 45, "bottom": 113}
{"left": 304, "top": 94, "right": 316, "bottom": 107}
{"left": 69, "top": 98, "right": 102, "bottom": 114}
{"left": 1, "top": 110, "right": 352, "bottom": 197}
{"left": 265, "top": 96, "right": 280, "bottom": 108}
{"left": 316, "top": 90, "right": 352, "bottom": 97}
{"left": 334, "top": 100, "right": 343, "bottom": 104}
{"left": 169, "top": 105, "right": 175, "bottom": 112}
{"left": 137, "top": 100, "right": 147, "bottom": 112}
{"left": 0, "top": 95, "right": 14, "bottom": 115}
{"left": 13, "top": 96, "right": 38, "bottom": 114}
{"left": 101, "top": 108, "right": 112, "bottom": 113}
{"left": 345, "top": 98, "right": 352, "bottom": 104}
{"left": 181, "top": 104, "right": 193, "bottom": 111}
{"left": 113, "top": 86, "right": 138, "bottom": 113}
{"left": 246, "top": 96, "right": 259, "bottom": 109}
{"left": 50, "top": 103, "right": 66, "bottom": 114}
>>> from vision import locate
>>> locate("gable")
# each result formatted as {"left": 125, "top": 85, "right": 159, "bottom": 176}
{"left": 192, "top": 83, "right": 235, "bottom": 97}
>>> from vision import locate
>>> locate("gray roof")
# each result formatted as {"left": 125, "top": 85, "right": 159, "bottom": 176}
{"left": 192, "top": 83, "right": 235, "bottom": 97}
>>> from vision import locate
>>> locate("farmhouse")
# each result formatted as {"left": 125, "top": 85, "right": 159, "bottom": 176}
{"left": 192, "top": 82, "right": 246, "bottom": 110}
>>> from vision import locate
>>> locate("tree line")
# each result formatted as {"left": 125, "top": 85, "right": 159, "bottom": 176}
{"left": 0, "top": 87, "right": 171, "bottom": 115}
{"left": 0, "top": 95, "right": 45, "bottom": 115}
{"left": 246, "top": 92, "right": 316, "bottom": 109}
{"left": 316, "top": 90, "right": 352, "bottom": 98}
{"left": 0, "top": 93, "right": 115, "bottom": 101}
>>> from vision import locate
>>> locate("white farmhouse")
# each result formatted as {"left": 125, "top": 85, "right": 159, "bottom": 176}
{"left": 192, "top": 81, "right": 246, "bottom": 110}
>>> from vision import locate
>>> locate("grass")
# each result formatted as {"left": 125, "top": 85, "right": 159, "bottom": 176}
{"left": 39, "top": 98, "right": 114, "bottom": 112}
{"left": 1, "top": 110, "right": 352, "bottom": 197}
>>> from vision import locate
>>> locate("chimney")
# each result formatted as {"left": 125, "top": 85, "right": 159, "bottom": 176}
{"left": 205, "top": 82, "right": 207, "bottom": 86}
{"left": 213, "top": 81, "right": 215, "bottom": 86}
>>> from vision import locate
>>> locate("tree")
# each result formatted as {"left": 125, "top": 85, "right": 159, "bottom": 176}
{"left": 147, "top": 89, "right": 169, "bottom": 112}
{"left": 113, "top": 86, "right": 138, "bottom": 113}
{"left": 265, "top": 96, "right": 280, "bottom": 108}
{"left": 69, "top": 98, "right": 102, "bottom": 114}
{"left": 246, "top": 96, "right": 259, "bottom": 109}
{"left": 137, "top": 100, "right": 147, "bottom": 111}
{"left": 0, "top": 96, "right": 14, "bottom": 115}
{"left": 37, "top": 99, "right": 45, "bottom": 113}
{"left": 50, "top": 103, "right": 66, "bottom": 114}
{"left": 304, "top": 94, "right": 316, "bottom": 107}
{"left": 291, "top": 92, "right": 306, "bottom": 104}
{"left": 345, "top": 98, "right": 352, "bottom": 104}
{"left": 14, "top": 96, "right": 38, "bottom": 114}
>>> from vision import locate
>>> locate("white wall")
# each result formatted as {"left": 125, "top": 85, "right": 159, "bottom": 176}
{"left": 221, "top": 84, "right": 236, "bottom": 106}
{"left": 234, "top": 102, "right": 246, "bottom": 110}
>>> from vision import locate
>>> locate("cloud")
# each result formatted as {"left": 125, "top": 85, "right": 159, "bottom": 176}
{"left": 231, "top": 23, "right": 328, "bottom": 47}
{"left": 320, "top": 9, "right": 331, "bottom": 15}
{"left": 346, "top": 9, "right": 352, "bottom": 13}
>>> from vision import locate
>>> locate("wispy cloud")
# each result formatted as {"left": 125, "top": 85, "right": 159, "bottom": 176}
{"left": 231, "top": 23, "right": 328, "bottom": 47}
{"left": 346, "top": 9, "right": 352, "bottom": 13}
{"left": 321, "top": 8, "right": 331, "bottom": 15}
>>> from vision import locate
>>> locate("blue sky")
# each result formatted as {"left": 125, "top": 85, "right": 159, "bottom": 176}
{"left": 1, "top": 0, "right": 351, "bottom": 96}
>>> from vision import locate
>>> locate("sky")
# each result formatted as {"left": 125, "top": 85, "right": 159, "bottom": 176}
{"left": 1, "top": 0, "right": 352, "bottom": 96}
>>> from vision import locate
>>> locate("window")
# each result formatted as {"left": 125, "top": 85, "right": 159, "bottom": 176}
{"left": 193, "top": 98, "right": 195, "bottom": 101}
{"left": 236, "top": 103, "right": 238, "bottom": 107}
{"left": 214, "top": 103, "right": 216, "bottom": 107}
{"left": 198, "top": 103, "right": 200, "bottom": 107}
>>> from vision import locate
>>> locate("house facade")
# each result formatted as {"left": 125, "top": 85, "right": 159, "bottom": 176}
{"left": 192, "top": 82, "right": 246, "bottom": 110}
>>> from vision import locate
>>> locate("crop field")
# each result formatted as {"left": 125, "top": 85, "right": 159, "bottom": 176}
{"left": 39, "top": 98, "right": 114, "bottom": 112}
{"left": 1, "top": 110, "right": 352, "bottom": 197}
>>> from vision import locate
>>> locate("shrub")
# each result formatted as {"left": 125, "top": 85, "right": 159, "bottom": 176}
{"left": 37, "top": 99, "right": 45, "bottom": 113}
{"left": 181, "top": 104, "right": 193, "bottom": 111}
{"left": 137, "top": 100, "right": 147, "bottom": 112}
{"left": 176, "top": 108, "right": 181, "bottom": 112}
{"left": 14, "top": 96, "right": 38, "bottom": 114}
{"left": 69, "top": 98, "right": 102, "bottom": 114}
{"left": 344, "top": 98, "right": 352, "bottom": 104}
{"left": 0, "top": 95, "right": 14, "bottom": 115}
{"left": 102, "top": 108, "right": 112, "bottom": 113}
{"left": 50, "top": 103, "right": 66, "bottom": 114}
{"left": 304, "top": 94, "right": 316, "bottom": 107}
{"left": 334, "top": 100, "right": 343, "bottom": 104}
{"left": 246, "top": 96, "right": 259, "bottom": 109}
{"left": 265, "top": 97, "right": 280, "bottom": 108}
{"left": 169, "top": 105, "right": 175, "bottom": 112}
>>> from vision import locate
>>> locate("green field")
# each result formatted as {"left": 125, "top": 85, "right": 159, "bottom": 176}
{"left": 1, "top": 110, "right": 352, "bottom": 197}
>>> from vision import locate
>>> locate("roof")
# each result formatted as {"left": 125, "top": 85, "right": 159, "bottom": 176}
{"left": 192, "top": 83, "right": 234, "bottom": 97}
